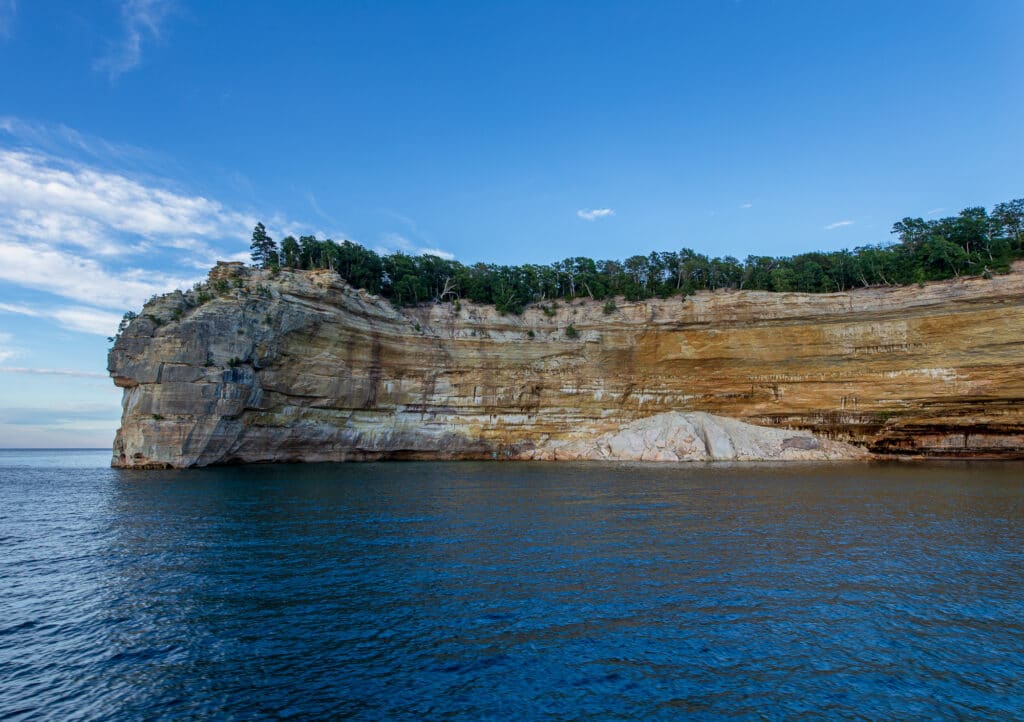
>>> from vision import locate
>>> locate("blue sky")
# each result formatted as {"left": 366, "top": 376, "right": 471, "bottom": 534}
{"left": 0, "top": 0, "right": 1021, "bottom": 447}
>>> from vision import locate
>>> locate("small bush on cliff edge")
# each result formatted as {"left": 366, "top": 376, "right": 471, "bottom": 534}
{"left": 107, "top": 311, "right": 139, "bottom": 344}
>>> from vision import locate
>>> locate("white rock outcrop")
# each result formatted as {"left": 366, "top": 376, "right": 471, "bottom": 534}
{"left": 519, "top": 412, "right": 868, "bottom": 461}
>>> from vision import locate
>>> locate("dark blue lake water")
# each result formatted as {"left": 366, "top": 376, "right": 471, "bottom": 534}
{"left": 2, "top": 450, "right": 1023, "bottom": 719}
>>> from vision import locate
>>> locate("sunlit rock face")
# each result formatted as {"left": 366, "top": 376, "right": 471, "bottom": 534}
{"left": 109, "top": 261, "right": 1024, "bottom": 468}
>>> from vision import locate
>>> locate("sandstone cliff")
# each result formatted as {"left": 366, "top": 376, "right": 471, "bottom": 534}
{"left": 108, "top": 261, "right": 1024, "bottom": 467}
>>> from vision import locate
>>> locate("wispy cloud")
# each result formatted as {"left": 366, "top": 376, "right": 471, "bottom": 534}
{"left": 926, "top": 207, "right": 945, "bottom": 217}
{"left": 0, "top": 367, "right": 109, "bottom": 379}
{"left": 307, "top": 193, "right": 339, "bottom": 226}
{"left": 0, "top": 331, "right": 14, "bottom": 363}
{"left": 375, "top": 232, "right": 455, "bottom": 260}
{"left": 378, "top": 209, "right": 426, "bottom": 236}
{"left": 54, "top": 308, "right": 126, "bottom": 336}
{"left": 577, "top": 208, "right": 615, "bottom": 221}
{"left": 824, "top": 220, "right": 855, "bottom": 230}
{"left": 0, "top": 239, "right": 196, "bottom": 311}
{"left": 0, "top": 149, "right": 252, "bottom": 241}
{"left": 164, "top": 236, "right": 250, "bottom": 269}
{"left": 740, "top": 202, "right": 753, "bottom": 209}
{"left": 0, "top": 146, "right": 259, "bottom": 311}
{"left": 11, "top": 208, "right": 125, "bottom": 255}
{"left": 0, "top": 116, "right": 157, "bottom": 167}
{"left": 0, "top": 301, "right": 128, "bottom": 336}
{"left": 0, "top": 146, "right": 257, "bottom": 276}
{"left": 0, "top": 403, "right": 120, "bottom": 426}
{"left": 374, "top": 209, "right": 449, "bottom": 258}
{"left": 0, "top": 0, "right": 16, "bottom": 39}
{"left": 0, "top": 125, "right": 315, "bottom": 332}
{"left": 0, "top": 302, "right": 39, "bottom": 316}
{"left": 94, "top": 0, "right": 174, "bottom": 80}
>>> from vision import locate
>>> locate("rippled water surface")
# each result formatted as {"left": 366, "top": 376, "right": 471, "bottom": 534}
{"left": 2, "top": 451, "right": 1023, "bottom": 719}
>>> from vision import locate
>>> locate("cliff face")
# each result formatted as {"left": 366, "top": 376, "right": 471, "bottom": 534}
{"left": 109, "top": 261, "right": 1024, "bottom": 467}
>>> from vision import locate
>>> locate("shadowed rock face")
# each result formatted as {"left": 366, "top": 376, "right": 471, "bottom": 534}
{"left": 108, "top": 261, "right": 1024, "bottom": 468}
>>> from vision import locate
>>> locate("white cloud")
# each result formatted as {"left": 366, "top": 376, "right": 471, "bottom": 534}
{"left": 0, "top": 150, "right": 253, "bottom": 242}
{"left": 0, "top": 0, "right": 16, "bottom": 39}
{"left": 0, "top": 127, "right": 324, "bottom": 338}
{"left": 0, "top": 139, "right": 327, "bottom": 338}
{"left": 740, "top": 203, "right": 753, "bottom": 209}
{"left": 926, "top": 207, "right": 945, "bottom": 217}
{"left": 577, "top": 208, "right": 615, "bottom": 221}
{"left": 53, "top": 308, "right": 125, "bottom": 336}
{"left": 417, "top": 247, "right": 456, "bottom": 260}
{"left": 0, "top": 367, "right": 108, "bottom": 379}
{"left": 94, "top": 0, "right": 173, "bottom": 80}
{"left": 824, "top": 220, "right": 855, "bottom": 230}
{"left": 0, "top": 146, "right": 255, "bottom": 307}
{"left": 11, "top": 208, "right": 123, "bottom": 255}
{"left": 0, "top": 239, "right": 197, "bottom": 310}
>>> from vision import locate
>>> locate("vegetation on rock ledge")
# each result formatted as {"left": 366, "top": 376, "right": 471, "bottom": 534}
{"left": 243, "top": 198, "right": 1023, "bottom": 315}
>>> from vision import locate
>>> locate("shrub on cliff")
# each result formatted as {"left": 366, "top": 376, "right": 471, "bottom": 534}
{"left": 107, "top": 311, "right": 138, "bottom": 344}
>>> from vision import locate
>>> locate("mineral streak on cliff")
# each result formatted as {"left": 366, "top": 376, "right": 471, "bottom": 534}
{"left": 108, "top": 261, "right": 1024, "bottom": 468}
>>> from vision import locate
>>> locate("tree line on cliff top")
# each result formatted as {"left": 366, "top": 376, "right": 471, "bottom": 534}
{"left": 249, "top": 199, "right": 1024, "bottom": 315}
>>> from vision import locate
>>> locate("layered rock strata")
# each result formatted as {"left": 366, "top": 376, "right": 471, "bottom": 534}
{"left": 109, "top": 261, "right": 1024, "bottom": 467}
